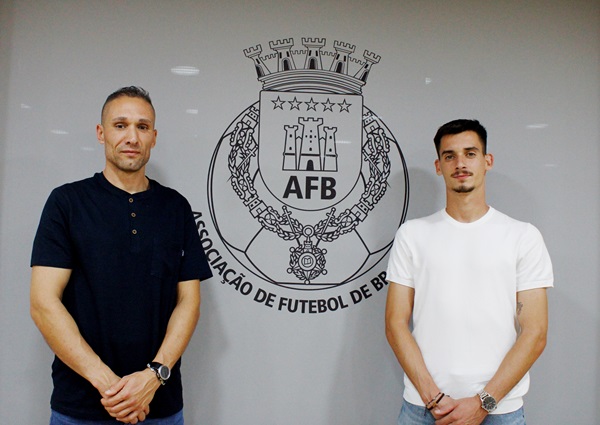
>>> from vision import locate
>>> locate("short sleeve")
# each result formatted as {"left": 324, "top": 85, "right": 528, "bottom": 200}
{"left": 385, "top": 225, "right": 415, "bottom": 288}
{"left": 31, "top": 188, "right": 74, "bottom": 269}
{"left": 516, "top": 224, "right": 554, "bottom": 291}
{"left": 178, "top": 201, "right": 213, "bottom": 282}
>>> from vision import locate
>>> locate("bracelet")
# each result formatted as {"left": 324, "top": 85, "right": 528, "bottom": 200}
{"left": 426, "top": 392, "right": 445, "bottom": 411}
{"left": 426, "top": 393, "right": 440, "bottom": 410}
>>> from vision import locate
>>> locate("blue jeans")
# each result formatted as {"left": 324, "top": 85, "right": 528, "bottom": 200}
{"left": 50, "top": 409, "right": 184, "bottom": 425}
{"left": 398, "top": 400, "right": 526, "bottom": 425}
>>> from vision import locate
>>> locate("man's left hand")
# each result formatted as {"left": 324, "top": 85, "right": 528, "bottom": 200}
{"left": 101, "top": 368, "right": 160, "bottom": 423}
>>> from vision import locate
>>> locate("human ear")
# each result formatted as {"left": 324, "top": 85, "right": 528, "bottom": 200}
{"left": 485, "top": 153, "right": 494, "bottom": 170}
{"left": 96, "top": 124, "right": 105, "bottom": 144}
{"left": 434, "top": 158, "right": 442, "bottom": 175}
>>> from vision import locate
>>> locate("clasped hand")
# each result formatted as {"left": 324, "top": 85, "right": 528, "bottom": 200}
{"left": 100, "top": 369, "right": 160, "bottom": 424}
{"left": 431, "top": 395, "right": 488, "bottom": 425}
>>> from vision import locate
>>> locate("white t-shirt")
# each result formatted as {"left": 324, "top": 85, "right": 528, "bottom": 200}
{"left": 386, "top": 207, "right": 553, "bottom": 414}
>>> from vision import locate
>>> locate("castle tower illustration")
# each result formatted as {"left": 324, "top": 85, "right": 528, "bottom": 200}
{"left": 322, "top": 127, "right": 338, "bottom": 171}
{"left": 269, "top": 38, "right": 296, "bottom": 72}
{"left": 241, "top": 105, "right": 259, "bottom": 129}
{"left": 244, "top": 45, "right": 271, "bottom": 78}
{"left": 282, "top": 120, "right": 339, "bottom": 172}
{"left": 329, "top": 41, "right": 356, "bottom": 75}
{"left": 298, "top": 117, "right": 323, "bottom": 171}
{"left": 301, "top": 37, "right": 326, "bottom": 70}
{"left": 283, "top": 124, "right": 299, "bottom": 170}
{"left": 354, "top": 50, "right": 381, "bottom": 83}
{"left": 246, "top": 38, "right": 379, "bottom": 94}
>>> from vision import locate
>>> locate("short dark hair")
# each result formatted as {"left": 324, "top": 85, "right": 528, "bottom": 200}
{"left": 101, "top": 86, "right": 155, "bottom": 123}
{"left": 433, "top": 119, "right": 487, "bottom": 156}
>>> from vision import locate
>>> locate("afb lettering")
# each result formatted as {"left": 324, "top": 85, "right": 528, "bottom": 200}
{"left": 283, "top": 176, "right": 337, "bottom": 200}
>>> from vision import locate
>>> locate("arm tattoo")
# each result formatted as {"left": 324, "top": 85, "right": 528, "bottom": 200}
{"left": 516, "top": 301, "right": 523, "bottom": 316}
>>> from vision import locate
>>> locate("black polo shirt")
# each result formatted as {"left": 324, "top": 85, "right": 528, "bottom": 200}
{"left": 31, "top": 172, "right": 212, "bottom": 420}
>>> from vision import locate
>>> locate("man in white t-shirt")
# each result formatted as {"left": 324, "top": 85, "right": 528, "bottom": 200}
{"left": 385, "top": 119, "right": 553, "bottom": 425}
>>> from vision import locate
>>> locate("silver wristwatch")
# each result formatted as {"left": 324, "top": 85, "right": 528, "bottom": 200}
{"left": 147, "top": 362, "right": 171, "bottom": 385}
{"left": 478, "top": 390, "right": 497, "bottom": 413}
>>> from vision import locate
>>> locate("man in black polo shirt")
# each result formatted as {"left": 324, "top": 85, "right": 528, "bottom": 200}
{"left": 30, "top": 86, "right": 212, "bottom": 424}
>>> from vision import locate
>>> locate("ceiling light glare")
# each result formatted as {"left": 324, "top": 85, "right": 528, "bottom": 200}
{"left": 171, "top": 66, "right": 200, "bottom": 76}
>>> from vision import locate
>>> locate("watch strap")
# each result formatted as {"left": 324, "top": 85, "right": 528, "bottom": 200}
{"left": 147, "top": 362, "right": 169, "bottom": 385}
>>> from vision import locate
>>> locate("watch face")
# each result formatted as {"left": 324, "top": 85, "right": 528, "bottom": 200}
{"left": 158, "top": 365, "right": 170, "bottom": 380}
{"left": 483, "top": 396, "right": 497, "bottom": 411}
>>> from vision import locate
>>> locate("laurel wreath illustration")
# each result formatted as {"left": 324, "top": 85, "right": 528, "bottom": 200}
{"left": 228, "top": 106, "right": 391, "bottom": 284}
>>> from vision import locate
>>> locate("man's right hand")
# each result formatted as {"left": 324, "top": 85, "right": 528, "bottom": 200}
{"left": 101, "top": 368, "right": 160, "bottom": 424}
{"left": 433, "top": 395, "right": 487, "bottom": 425}
{"left": 94, "top": 372, "right": 148, "bottom": 424}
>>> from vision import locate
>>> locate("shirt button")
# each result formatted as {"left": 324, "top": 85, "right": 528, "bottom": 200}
{"left": 132, "top": 229, "right": 137, "bottom": 235}
{"left": 131, "top": 212, "right": 136, "bottom": 218}
{"left": 129, "top": 198, "right": 134, "bottom": 203}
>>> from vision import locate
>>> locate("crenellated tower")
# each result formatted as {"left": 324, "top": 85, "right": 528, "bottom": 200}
{"left": 298, "top": 117, "right": 323, "bottom": 171}
{"left": 329, "top": 41, "right": 356, "bottom": 75}
{"left": 301, "top": 37, "right": 326, "bottom": 70}
{"left": 244, "top": 45, "right": 271, "bottom": 78}
{"left": 322, "top": 127, "right": 338, "bottom": 171}
{"left": 283, "top": 125, "right": 299, "bottom": 170}
{"left": 354, "top": 50, "right": 381, "bottom": 83}
{"left": 269, "top": 38, "right": 297, "bottom": 72}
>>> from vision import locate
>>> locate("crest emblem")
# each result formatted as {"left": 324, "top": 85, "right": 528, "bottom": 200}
{"left": 209, "top": 37, "right": 408, "bottom": 290}
{"left": 258, "top": 90, "right": 363, "bottom": 211}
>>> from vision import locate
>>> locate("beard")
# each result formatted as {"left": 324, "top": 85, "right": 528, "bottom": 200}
{"left": 453, "top": 185, "right": 475, "bottom": 193}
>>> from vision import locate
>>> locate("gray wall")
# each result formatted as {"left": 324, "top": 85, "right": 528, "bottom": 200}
{"left": 1, "top": 0, "right": 598, "bottom": 423}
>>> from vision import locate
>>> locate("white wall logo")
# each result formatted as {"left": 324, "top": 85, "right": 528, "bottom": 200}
{"left": 199, "top": 37, "right": 409, "bottom": 313}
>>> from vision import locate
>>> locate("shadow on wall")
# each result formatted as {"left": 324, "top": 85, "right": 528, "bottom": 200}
{"left": 182, "top": 280, "right": 227, "bottom": 424}
{"left": 146, "top": 163, "right": 167, "bottom": 188}
{"left": 24, "top": 328, "right": 55, "bottom": 422}
{"left": 528, "top": 288, "right": 598, "bottom": 424}
{"left": 403, "top": 167, "right": 442, "bottom": 220}
{"left": 326, "top": 292, "right": 404, "bottom": 425}
{"left": 485, "top": 171, "right": 540, "bottom": 223}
